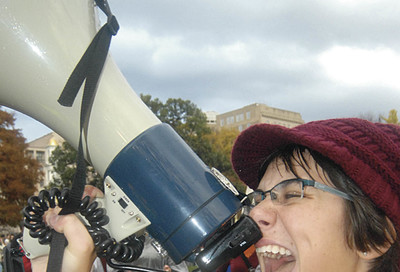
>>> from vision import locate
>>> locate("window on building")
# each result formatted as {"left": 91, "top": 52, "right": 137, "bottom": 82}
{"left": 220, "top": 119, "right": 225, "bottom": 126}
{"left": 36, "top": 151, "right": 45, "bottom": 163}
{"left": 246, "top": 111, "right": 251, "bottom": 119}
{"left": 238, "top": 125, "right": 243, "bottom": 131}
{"left": 227, "top": 116, "right": 235, "bottom": 124}
{"left": 236, "top": 113, "right": 244, "bottom": 122}
{"left": 26, "top": 150, "right": 34, "bottom": 158}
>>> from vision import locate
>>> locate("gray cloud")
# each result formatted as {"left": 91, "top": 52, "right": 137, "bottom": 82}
{"left": 106, "top": 0, "right": 400, "bottom": 124}
{"left": 9, "top": 0, "right": 400, "bottom": 142}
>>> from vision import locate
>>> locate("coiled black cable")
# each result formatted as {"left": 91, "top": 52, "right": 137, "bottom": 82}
{"left": 22, "top": 187, "right": 146, "bottom": 265}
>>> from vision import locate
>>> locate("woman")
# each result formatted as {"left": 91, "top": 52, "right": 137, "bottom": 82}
{"left": 32, "top": 118, "right": 399, "bottom": 271}
{"left": 231, "top": 118, "right": 399, "bottom": 271}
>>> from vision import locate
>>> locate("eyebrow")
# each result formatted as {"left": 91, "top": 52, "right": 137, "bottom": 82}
{"left": 258, "top": 176, "right": 295, "bottom": 191}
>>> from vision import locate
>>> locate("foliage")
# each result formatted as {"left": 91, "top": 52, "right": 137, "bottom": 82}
{"left": 380, "top": 109, "right": 399, "bottom": 125}
{"left": 140, "top": 94, "right": 164, "bottom": 118}
{"left": 48, "top": 141, "right": 103, "bottom": 191}
{"left": 203, "top": 128, "right": 246, "bottom": 192}
{"left": 48, "top": 142, "right": 76, "bottom": 188}
{"left": 140, "top": 94, "right": 212, "bottom": 161}
{"left": 0, "top": 108, "right": 42, "bottom": 226}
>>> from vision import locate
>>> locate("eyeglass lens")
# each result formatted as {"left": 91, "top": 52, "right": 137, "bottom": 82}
{"left": 249, "top": 179, "right": 304, "bottom": 205}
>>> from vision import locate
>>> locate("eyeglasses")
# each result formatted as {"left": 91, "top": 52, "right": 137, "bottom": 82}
{"left": 247, "top": 178, "right": 353, "bottom": 206}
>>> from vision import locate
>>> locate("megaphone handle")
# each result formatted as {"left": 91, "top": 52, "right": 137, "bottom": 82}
{"left": 23, "top": 187, "right": 146, "bottom": 263}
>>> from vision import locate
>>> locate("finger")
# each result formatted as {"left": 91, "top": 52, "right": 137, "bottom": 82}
{"left": 46, "top": 213, "right": 91, "bottom": 248}
{"left": 46, "top": 212, "right": 96, "bottom": 263}
{"left": 82, "top": 185, "right": 104, "bottom": 200}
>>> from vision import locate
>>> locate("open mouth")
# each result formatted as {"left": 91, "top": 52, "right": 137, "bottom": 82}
{"left": 256, "top": 245, "right": 295, "bottom": 272}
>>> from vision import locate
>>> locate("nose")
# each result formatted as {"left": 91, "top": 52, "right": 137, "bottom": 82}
{"left": 249, "top": 200, "right": 277, "bottom": 230}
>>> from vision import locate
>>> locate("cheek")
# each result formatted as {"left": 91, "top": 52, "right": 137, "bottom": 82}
{"left": 284, "top": 201, "right": 352, "bottom": 268}
{"left": 280, "top": 201, "right": 343, "bottom": 243}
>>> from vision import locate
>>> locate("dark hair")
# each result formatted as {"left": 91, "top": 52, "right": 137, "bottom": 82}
{"left": 258, "top": 144, "right": 399, "bottom": 272}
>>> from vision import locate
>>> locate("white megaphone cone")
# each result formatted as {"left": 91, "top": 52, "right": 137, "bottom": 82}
{"left": 0, "top": 1, "right": 261, "bottom": 269}
{"left": 0, "top": 0, "right": 160, "bottom": 175}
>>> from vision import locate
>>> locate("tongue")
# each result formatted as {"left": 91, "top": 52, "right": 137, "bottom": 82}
{"left": 263, "top": 256, "right": 295, "bottom": 272}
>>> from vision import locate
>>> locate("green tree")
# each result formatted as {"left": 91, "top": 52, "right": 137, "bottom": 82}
{"left": 164, "top": 98, "right": 212, "bottom": 161}
{"left": 48, "top": 141, "right": 103, "bottom": 190}
{"left": 381, "top": 109, "right": 399, "bottom": 125}
{"left": 140, "top": 94, "right": 164, "bottom": 117}
{"left": 140, "top": 94, "right": 212, "bottom": 162}
{"left": 0, "top": 108, "right": 42, "bottom": 226}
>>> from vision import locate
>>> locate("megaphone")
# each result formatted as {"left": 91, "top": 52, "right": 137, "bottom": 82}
{"left": 0, "top": 0, "right": 261, "bottom": 270}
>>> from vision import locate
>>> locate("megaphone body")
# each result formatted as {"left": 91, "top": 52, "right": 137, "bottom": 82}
{"left": 0, "top": 0, "right": 260, "bottom": 268}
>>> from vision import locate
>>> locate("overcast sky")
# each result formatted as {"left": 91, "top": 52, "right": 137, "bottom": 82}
{"left": 9, "top": 0, "right": 400, "bottom": 142}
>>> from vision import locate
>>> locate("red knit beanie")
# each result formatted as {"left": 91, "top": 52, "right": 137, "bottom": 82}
{"left": 231, "top": 118, "right": 400, "bottom": 234}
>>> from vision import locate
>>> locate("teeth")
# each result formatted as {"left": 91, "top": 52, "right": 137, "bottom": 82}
{"left": 256, "top": 245, "right": 292, "bottom": 259}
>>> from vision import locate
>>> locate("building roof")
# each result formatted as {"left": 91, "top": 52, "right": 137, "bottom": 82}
{"left": 28, "top": 132, "right": 64, "bottom": 149}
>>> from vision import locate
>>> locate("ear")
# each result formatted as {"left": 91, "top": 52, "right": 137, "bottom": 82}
{"left": 357, "top": 248, "right": 387, "bottom": 260}
{"left": 357, "top": 216, "right": 397, "bottom": 260}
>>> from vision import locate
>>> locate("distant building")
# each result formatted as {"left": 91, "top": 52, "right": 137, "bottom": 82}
{"left": 215, "top": 103, "right": 304, "bottom": 131}
{"left": 205, "top": 111, "right": 218, "bottom": 129}
{"left": 26, "top": 132, "right": 64, "bottom": 190}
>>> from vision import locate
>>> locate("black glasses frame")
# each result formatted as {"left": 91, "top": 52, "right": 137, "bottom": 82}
{"left": 247, "top": 178, "right": 354, "bottom": 206}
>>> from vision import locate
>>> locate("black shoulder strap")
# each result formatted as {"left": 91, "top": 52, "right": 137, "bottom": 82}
{"left": 3, "top": 241, "right": 25, "bottom": 272}
{"left": 46, "top": 1, "right": 119, "bottom": 271}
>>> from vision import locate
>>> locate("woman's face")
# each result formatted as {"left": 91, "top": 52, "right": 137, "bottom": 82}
{"left": 250, "top": 153, "right": 362, "bottom": 272}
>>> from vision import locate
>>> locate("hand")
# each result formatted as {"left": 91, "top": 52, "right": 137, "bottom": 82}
{"left": 31, "top": 185, "right": 104, "bottom": 272}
